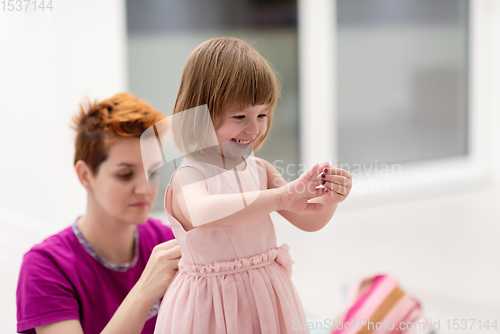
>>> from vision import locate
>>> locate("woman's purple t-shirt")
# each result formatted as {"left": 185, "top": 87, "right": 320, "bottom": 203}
{"left": 16, "top": 217, "right": 175, "bottom": 334}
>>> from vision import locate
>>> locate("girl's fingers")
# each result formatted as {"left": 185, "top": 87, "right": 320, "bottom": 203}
{"left": 322, "top": 166, "right": 352, "bottom": 180}
{"left": 319, "top": 175, "right": 352, "bottom": 189}
{"left": 321, "top": 182, "right": 345, "bottom": 196}
{"left": 304, "top": 202, "right": 324, "bottom": 212}
{"left": 314, "top": 187, "right": 327, "bottom": 197}
{"left": 311, "top": 164, "right": 321, "bottom": 180}
{"left": 318, "top": 162, "right": 331, "bottom": 172}
{"left": 323, "top": 186, "right": 346, "bottom": 201}
{"left": 303, "top": 163, "right": 319, "bottom": 181}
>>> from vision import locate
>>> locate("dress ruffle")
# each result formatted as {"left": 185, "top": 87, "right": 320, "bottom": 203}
{"left": 178, "top": 243, "right": 294, "bottom": 278}
{"left": 154, "top": 242, "right": 309, "bottom": 333}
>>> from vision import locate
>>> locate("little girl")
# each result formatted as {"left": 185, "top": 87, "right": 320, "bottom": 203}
{"left": 154, "top": 37, "right": 352, "bottom": 334}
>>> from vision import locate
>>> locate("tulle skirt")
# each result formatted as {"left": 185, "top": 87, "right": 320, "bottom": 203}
{"left": 153, "top": 244, "right": 310, "bottom": 334}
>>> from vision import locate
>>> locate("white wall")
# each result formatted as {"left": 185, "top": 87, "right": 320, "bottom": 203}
{"left": 0, "top": 0, "right": 127, "bottom": 232}
{"left": 0, "top": 1, "right": 127, "bottom": 333}
{"left": 1, "top": 1, "right": 500, "bottom": 333}
{"left": 486, "top": 1, "right": 500, "bottom": 188}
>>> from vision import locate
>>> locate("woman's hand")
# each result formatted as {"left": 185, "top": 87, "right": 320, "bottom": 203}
{"left": 278, "top": 163, "right": 326, "bottom": 213}
{"left": 96, "top": 239, "right": 181, "bottom": 334}
{"left": 133, "top": 239, "right": 181, "bottom": 305}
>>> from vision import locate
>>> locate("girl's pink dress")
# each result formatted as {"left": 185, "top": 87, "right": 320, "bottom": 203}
{"left": 154, "top": 155, "right": 310, "bottom": 334}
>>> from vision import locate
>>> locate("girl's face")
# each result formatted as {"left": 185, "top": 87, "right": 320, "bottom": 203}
{"left": 215, "top": 104, "right": 270, "bottom": 155}
{"left": 84, "top": 137, "right": 158, "bottom": 225}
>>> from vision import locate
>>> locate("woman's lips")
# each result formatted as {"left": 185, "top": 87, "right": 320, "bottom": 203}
{"left": 130, "top": 202, "right": 147, "bottom": 208}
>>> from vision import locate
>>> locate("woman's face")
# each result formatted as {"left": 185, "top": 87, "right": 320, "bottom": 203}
{"left": 86, "top": 137, "right": 159, "bottom": 225}
{"left": 215, "top": 104, "right": 269, "bottom": 157}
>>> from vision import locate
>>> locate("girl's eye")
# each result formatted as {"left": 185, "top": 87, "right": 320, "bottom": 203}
{"left": 258, "top": 114, "right": 268, "bottom": 118}
{"left": 233, "top": 115, "right": 245, "bottom": 120}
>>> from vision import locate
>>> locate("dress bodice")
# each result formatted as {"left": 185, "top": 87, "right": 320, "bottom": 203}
{"left": 164, "top": 155, "right": 277, "bottom": 265}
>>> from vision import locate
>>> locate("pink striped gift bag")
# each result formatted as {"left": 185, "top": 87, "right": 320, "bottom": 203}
{"left": 331, "top": 274, "right": 437, "bottom": 334}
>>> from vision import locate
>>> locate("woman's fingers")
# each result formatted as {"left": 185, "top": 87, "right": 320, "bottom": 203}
{"left": 164, "top": 245, "right": 182, "bottom": 260}
{"left": 154, "top": 239, "right": 179, "bottom": 251}
{"left": 153, "top": 240, "right": 182, "bottom": 261}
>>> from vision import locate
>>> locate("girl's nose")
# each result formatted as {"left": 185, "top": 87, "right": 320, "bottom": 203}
{"left": 245, "top": 120, "right": 259, "bottom": 136}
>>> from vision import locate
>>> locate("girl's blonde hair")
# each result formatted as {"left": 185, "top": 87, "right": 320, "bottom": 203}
{"left": 173, "top": 37, "right": 280, "bottom": 152}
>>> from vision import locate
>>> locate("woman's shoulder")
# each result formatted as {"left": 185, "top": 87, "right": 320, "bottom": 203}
{"left": 17, "top": 224, "right": 89, "bottom": 333}
{"left": 22, "top": 225, "right": 78, "bottom": 267}
{"left": 18, "top": 225, "right": 81, "bottom": 298}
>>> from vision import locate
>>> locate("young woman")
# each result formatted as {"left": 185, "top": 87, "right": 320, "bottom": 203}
{"left": 16, "top": 93, "right": 181, "bottom": 334}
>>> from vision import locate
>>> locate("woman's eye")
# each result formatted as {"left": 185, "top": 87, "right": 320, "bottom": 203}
{"left": 119, "top": 173, "right": 132, "bottom": 179}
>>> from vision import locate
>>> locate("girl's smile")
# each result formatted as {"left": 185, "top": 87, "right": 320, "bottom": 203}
{"left": 216, "top": 104, "right": 270, "bottom": 151}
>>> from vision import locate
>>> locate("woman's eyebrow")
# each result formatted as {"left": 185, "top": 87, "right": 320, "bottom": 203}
{"left": 117, "top": 162, "right": 135, "bottom": 167}
{"left": 118, "top": 161, "right": 162, "bottom": 170}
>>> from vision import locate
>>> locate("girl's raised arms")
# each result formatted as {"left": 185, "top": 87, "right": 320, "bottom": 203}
{"left": 260, "top": 158, "right": 352, "bottom": 232}
{"left": 171, "top": 163, "right": 327, "bottom": 230}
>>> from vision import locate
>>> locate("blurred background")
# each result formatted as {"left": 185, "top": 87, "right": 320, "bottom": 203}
{"left": 1, "top": 0, "right": 499, "bottom": 333}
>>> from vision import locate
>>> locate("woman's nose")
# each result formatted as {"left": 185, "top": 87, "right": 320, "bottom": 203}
{"left": 135, "top": 175, "right": 155, "bottom": 194}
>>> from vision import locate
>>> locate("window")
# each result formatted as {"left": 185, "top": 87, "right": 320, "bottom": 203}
{"left": 336, "top": 0, "right": 469, "bottom": 166}
{"left": 126, "top": 0, "right": 299, "bottom": 210}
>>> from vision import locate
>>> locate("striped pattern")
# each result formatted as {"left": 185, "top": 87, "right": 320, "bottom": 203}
{"left": 332, "top": 275, "right": 435, "bottom": 334}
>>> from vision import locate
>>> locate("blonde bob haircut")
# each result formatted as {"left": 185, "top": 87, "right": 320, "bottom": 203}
{"left": 172, "top": 37, "right": 281, "bottom": 153}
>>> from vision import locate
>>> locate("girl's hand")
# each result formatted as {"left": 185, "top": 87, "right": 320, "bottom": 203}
{"left": 278, "top": 163, "right": 326, "bottom": 213}
{"left": 133, "top": 239, "right": 181, "bottom": 305}
{"left": 317, "top": 163, "right": 352, "bottom": 202}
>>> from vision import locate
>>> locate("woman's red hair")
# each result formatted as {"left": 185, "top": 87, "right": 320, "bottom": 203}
{"left": 70, "top": 92, "right": 167, "bottom": 176}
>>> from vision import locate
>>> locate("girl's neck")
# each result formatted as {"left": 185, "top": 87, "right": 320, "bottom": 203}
{"left": 77, "top": 203, "right": 136, "bottom": 265}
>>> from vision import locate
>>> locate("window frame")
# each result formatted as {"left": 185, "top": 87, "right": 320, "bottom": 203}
{"left": 298, "top": 0, "right": 497, "bottom": 205}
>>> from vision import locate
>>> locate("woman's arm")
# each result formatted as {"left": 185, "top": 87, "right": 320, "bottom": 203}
{"left": 36, "top": 288, "right": 151, "bottom": 334}
{"left": 36, "top": 240, "right": 181, "bottom": 334}
{"left": 261, "top": 158, "right": 351, "bottom": 232}
{"left": 36, "top": 320, "right": 84, "bottom": 334}
{"left": 99, "top": 283, "right": 160, "bottom": 334}
{"left": 100, "top": 239, "right": 181, "bottom": 334}
{"left": 173, "top": 164, "right": 325, "bottom": 228}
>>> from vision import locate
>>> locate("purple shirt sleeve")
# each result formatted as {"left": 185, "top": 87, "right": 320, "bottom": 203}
{"left": 16, "top": 218, "right": 176, "bottom": 334}
{"left": 17, "top": 249, "right": 80, "bottom": 333}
